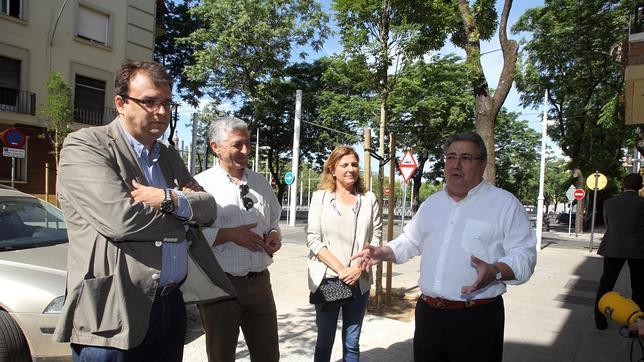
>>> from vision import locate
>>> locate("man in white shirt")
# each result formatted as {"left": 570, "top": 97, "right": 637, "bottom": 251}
{"left": 194, "top": 116, "right": 282, "bottom": 362}
{"left": 354, "top": 131, "right": 537, "bottom": 361}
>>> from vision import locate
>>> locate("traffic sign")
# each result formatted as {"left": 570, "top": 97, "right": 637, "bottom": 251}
{"left": 284, "top": 171, "right": 294, "bottom": 185}
{"left": 3, "top": 147, "right": 25, "bottom": 159}
{"left": 2, "top": 127, "right": 26, "bottom": 148}
{"left": 586, "top": 172, "right": 608, "bottom": 190}
{"left": 565, "top": 185, "right": 576, "bottom": 202}
{"left": 384, "top": 185, "right": 391, "bottom": 196}
{"left": 573, "top": 189, "right": 586, "bottom": 200}
{"left": 398, "top": 150, "right": 418, "bottom": 182}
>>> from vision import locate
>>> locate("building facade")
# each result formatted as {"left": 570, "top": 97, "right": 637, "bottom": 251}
{"left": 0, "top": 0, "right": 162, "bottom": 198}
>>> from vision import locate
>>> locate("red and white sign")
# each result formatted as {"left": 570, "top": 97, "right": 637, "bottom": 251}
{"left": 398, "top": 150, "right": 418, "bottom": 182}
{"left": 573, "top": 189, "right": 586, "bottom": 200}
{"left": 384, "top": 185, "right": 391, "bottom": 196}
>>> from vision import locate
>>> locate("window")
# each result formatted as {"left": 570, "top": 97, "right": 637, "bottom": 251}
{"left": 74, "top": 75, "right": 106, "bottom": 125}
{"left": 0, "top": 55, "right": 20, "bottom": 112}
{"left": 77, "top": 4, "right": 109, "bottom": 46}
{"left": 1, "top": 0, "right": 21, "bottom": 19}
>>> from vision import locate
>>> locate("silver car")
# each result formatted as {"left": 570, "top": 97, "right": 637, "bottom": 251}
{"left": 0, "top": 185, "right": 70, "bottom": 361}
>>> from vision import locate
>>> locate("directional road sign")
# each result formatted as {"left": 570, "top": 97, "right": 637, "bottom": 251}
{"left": 573, "top": 189, "right": 586, "bottom": 200}
{"left": 284, "top": 171, "right": 295, "bottom": 185}
{"left": 398, "top": 150, "right": 418, "bottom": 182}
{"left": 565, "top": 184, "right": 576, "bottom": 202}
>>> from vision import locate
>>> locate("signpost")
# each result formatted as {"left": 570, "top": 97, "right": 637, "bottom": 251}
{"left": 398, "top": 150, "right": 418, "bottom": 182}
{"left": 2, "top": 128, "right": 26, "bottom": 188}
{"left": 587, "top": 171, "right": 608, "bottom": 252}
{"left": 565, "top": 185, "right": 576, "bottom": 235}
{"left": 284, "top": 171, "right": 294, "bottom": 186}
{"left": 284, "top": 171, "right": 295, "bottom": 224}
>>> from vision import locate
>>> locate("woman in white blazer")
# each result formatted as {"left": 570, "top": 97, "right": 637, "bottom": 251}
{"left": 306, "top": 146, "right": 382, "bottom": 362}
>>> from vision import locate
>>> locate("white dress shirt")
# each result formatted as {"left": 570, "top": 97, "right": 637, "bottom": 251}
{"left": 194, "top": 164, "right": 281, "bottom": 276}
{"left": 388, "top": 181, "right": 537, "bottom": 301}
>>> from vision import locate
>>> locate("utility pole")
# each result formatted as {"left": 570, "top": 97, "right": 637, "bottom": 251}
{"left": 289, "top": 90, "right": 302, "bottom": 226}
{"left": 536, "top": 90, "right": 548, "bottom": 250}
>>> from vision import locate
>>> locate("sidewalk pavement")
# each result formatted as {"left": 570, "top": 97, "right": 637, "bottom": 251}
{"left": 183, "top": 223, "right": 634, "bottom": 362}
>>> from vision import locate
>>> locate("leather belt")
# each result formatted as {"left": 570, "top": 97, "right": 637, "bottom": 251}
{"left": 226, "top": 270, "right": 266, "bottom": 280}
{"left": 156, "top": 282, "right": 182, "bottom": 297}
{"left": 421, "top": 295, "right": 500, "bottom": 310}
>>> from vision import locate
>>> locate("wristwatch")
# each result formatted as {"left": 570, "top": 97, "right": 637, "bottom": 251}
{"left": 494, "top": 265, "right": 503, "bottom": 281}
{"left": 160, "top": 189, "right": 175, "bottom": 214}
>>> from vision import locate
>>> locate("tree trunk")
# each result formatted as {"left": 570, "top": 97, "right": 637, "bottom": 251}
{"left": 458, "top": 0, "right": 518, "bottom": 184}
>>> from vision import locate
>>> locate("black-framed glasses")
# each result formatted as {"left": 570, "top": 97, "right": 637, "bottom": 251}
{"left": 444, "top": 153, "right": 483, "bottom": 164}
{"left": 120, "top": 95, "right": 178, "bottom": 111}
{"left": 239, "top": 184, "right": 255, "bottom": 210}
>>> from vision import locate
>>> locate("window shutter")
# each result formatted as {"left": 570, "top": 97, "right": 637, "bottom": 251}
{"left": 78, "top": 5, "right": 108, "bottom": 45}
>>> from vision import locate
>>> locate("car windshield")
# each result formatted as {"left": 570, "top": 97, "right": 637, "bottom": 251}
{"left": 0, "top": 196, "right": 67, "bottom": 251}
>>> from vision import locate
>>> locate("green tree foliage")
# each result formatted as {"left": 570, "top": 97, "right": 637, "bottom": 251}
{"left": 388, "top": 54, "right": 474, "bottom": 210}
{"left": 513, "top": 0, "right": 630, "bottom": 179}
{"left": 154, "top": 0, "right": 204, "bottom": 106}
{"left": 37, "top": 72, "right": 72, "bottom": 167}
{"left": 494, "top": 110, "right": 540, "bottom": 204}
{"left": 182, "top": 0, "right": 329, "bottom": 124}
{"left": 513, "top": 0, "right": 633, "bottom": 228}
{"left": 544, "top": 156, "right": 572, "bottom": 213}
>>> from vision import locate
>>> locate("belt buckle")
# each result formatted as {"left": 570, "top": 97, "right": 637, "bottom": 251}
{"left": 159, "top": 283, "right": 175, "bottom": 296}
{"left": 464, "top": 300, "right": 474, "bottom": 308}
{"left": 435, "top": 299, "right": 444, "bottom": 308}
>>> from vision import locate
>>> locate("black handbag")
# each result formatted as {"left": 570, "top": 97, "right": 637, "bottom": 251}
{"left": 309, "top": 277, "right": 356, "bottom": 306}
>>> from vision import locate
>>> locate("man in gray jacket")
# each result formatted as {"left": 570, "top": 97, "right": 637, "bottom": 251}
{"left": 595, "top": 173, "right": 644, "bottom": 330}
{"left": 53, "top": 60, "right": 234, "bottom": 361}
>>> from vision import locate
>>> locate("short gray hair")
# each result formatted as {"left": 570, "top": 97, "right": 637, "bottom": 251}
{"left": 209, "top": 116, "right": 248, "bottom": 145}
{"left": 442, "top": 131, "right": 488, "bottom": 160}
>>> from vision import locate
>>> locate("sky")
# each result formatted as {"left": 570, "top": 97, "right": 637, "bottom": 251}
{"left": 171, "top": 0, "right": 552, "bottom": 170}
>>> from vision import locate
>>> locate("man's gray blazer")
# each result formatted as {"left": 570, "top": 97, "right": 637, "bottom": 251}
{"left": 53, "top": 119, "right": 235, "bottom": 349}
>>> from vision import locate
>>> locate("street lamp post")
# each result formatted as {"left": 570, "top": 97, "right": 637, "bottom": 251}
{"left": 536, "top": 90, "right": 549, "bottom": 251}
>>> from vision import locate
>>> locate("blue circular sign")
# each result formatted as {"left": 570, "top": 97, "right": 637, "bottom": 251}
{"left": 2, "top": 128, "right": 26, "bottom": 148}
{"left": 284, "top": 171, "right": 294, "bottom": 185}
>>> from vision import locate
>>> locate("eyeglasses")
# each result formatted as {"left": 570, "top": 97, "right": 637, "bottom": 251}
{"left": 121, "top": 95, "right": 178, "bottom": 111}
{"left": 444, "top": 153, "right": 483, "bottom": 164}
{"left": 239, "top": 184, "right": 255, "bottom": 210}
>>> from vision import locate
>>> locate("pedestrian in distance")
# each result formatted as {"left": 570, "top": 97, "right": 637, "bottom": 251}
{"left": 306, "top": 146, "right": 382, "bottom": 362}
{"left": 194, "top": 116, "right": 282, "bottom": 362}
{"left": 353, "top": 131, "right": 537, "bottom": 362}
{"left": 53, "top": 60, "right": 235, "bottom": 361}
{"left": 595, "top": 173, "right": 644, "bottom": 330}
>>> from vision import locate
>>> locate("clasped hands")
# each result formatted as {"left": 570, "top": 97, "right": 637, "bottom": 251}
{"left": 226, "top": 223, "right": 281, "bottom": 255}
{"left": 351, "top": 245, "right": 500, "bottom": 295}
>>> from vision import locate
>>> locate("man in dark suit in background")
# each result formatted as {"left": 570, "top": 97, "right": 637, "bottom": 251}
{"left": 595, "top": 173, "right": 644, "bottom": 330}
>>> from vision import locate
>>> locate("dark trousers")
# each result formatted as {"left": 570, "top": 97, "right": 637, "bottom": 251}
{"left": 595, "top": 257, "right": 644, "bottom": 323}
{"left": 71, "top": 290, "right": 186, "bottom": 362}
{"left": 198, "top": 270, "right": 279, "bottom": 362}
{"left": 413, "top": 296, "right": 504, "bottom": 362}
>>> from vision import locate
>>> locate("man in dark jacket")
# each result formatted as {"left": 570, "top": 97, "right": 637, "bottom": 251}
{"left": 595, "top": 173, "right": 644, "bottom": 330}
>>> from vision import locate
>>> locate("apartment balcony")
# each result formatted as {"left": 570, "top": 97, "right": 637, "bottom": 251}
{"left": 0, "top": 87, "right": 36, "bottom": 115}
{"left": 74, "top": 107, "right": 117, "bottom": 126}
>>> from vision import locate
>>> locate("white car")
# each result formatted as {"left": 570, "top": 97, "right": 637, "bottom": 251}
{"left": 0, "top": 185, "right": 70, "bottom": 361}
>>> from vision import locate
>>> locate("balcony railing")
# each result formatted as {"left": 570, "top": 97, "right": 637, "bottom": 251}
{"left": 74, "top": 107, "right": 117, "bottom": 126}
{"left": 0, "top": 87, "right": 36, "bottom": 115}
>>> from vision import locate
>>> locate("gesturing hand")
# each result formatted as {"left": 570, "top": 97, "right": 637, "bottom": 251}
{"left": 461, "top": 255, "right": 496, "bottom": 295}
{"left": 131, "top": 180, "right": 164, "bottom": 210}
{"left": 351, "top": 245, "right": 382, "bottom": 270}
{"left": 263, "top": 229, "right": 282, "bottom": 255}
{"left": 229, "top": 223, "right": 270, "bottom": 253}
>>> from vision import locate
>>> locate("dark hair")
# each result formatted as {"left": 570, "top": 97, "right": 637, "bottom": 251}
{"left": 318, "top": 146, "right": 366, "bottom": 194}
{"left": 442, "top": 131, "right": 488, "bottom": 160}
{"left": 114, "top": 60, "right": 172, "bottom": 97}
{"left": 623, "top": 173, "right": 643, "bottom": 191}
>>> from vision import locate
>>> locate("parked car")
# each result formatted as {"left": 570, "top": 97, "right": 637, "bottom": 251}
{"left": 524, "top": 205, "right": 549, "bottom": 231}
{"left": 0, "top": 185, "right": 70, "bottom": 361}
{"left": 557, "top": 212, "right": 576, "bottom": 226}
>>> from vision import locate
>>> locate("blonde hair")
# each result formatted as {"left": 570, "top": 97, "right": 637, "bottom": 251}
{"left": 318, "top": 146, "right": 366, "bottom": 194}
